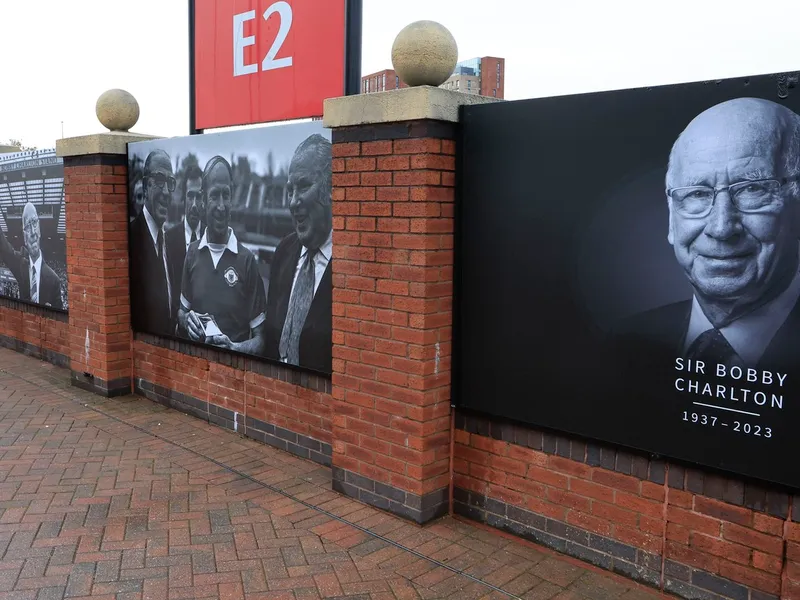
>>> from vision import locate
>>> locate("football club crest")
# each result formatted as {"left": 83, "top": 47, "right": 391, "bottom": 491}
{"left": 223, "top": 266, "right": 239, "bottom": 287}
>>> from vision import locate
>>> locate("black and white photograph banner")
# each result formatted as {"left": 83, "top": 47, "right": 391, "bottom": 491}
{"left": 0, "top": 149, "right": 67, "bottom": 311}
{"left": 456, "top": 71, "right": 800, "bottom": 489}
{"left": 127, "top": 121, "right": 332, "bottom": 375}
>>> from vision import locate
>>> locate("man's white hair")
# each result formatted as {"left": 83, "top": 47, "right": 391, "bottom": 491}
{"left": 665, "top": 98, "right": 800, "bottom": 198}
{"left": 22, "top": 202, "right": 38, "bottom": 223}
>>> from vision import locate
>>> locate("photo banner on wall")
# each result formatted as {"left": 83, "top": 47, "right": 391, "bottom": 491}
{"left": 455, "top": 70, "right": 800, "bottom": 489}
{"left": 127, "top": 121, "right": 332, "bottom": 375}
{"left": 0, "top": 149, "right": 67, "bottom": 311}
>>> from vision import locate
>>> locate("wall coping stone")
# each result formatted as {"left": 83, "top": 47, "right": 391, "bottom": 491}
{"left": 56, "top": 131, "right": 161, "bottom": 157}
{"left": 323, "top": 85, "right": 502, "bottom": 128}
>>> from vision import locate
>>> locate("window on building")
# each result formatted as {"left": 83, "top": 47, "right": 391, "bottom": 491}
{"left": 396, "top": 76, "right": 400, "bottom": 88}
{"left": 493, "top": 89, "right": 497, "bottom": 97}
{"left": 382, "top": 74, "right": 386, "bottom": 90}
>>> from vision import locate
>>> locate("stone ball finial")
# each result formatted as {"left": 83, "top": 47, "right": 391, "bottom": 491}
{"left": 391, "top": 21, "right": 458, "bottom": 88}
{"left": 95, "top": 89, "right": 140, "bottom": 132}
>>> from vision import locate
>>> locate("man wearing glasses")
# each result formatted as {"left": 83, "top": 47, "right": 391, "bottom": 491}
{"left": 166, "top": 164, "right": 205, "bottom": 329}
{"left": 0, "top": 202, "right": 63, "bottom": 309}
{"left": 129, "top": 149, "right": 177, "bottom": 336}
{"left": 620, "top": 97, "right": 800, "bottom": 369}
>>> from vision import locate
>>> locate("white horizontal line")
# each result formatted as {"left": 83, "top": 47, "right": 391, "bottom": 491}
{"left": 692, "top": 402, "right": 760, "bottom": 417}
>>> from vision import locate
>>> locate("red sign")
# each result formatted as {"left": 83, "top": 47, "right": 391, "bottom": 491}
{"left": 193, "top": 0, "right": 347, "bottom": 130}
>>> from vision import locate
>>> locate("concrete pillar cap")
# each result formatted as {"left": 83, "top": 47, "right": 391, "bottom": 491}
{"left": 391, "top": 20, "right": 458, "bottom": 88}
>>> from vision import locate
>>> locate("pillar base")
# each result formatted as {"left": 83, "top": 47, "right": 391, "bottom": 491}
{"left": 71, "top": 371, "right": 130, "bottom": 397}
{"left": 331, "top": 467, "right": 448, "bottom": 525}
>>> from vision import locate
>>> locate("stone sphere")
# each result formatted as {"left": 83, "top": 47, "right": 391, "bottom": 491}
{"left": 95, "top": 89, "right": 140, "bottom": 132}
{"left": 391, "top": 21, "right": 458, "bottom": 88}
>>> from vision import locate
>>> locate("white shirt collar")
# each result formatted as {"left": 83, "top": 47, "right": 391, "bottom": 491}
{"left": 142, "top": 205, "right": 161, "bottom": 249}
{"left": 198, "top": 227, "right": 238, "bottom": 254}
{"left": 683, "top": 263, "right": 800, "bottom": 365}
{"left": 300, "top": 229, "right": 333, "bottom": 262}
{"left": 29, "top": 252, "right": 42, "bottom": 274}
{"left": 184, "top": 218, "right": 203, "bottom": 247}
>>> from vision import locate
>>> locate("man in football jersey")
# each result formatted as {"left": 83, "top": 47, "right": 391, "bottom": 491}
{"left": 177, "top": 156, "right": 267, "bottom": 354}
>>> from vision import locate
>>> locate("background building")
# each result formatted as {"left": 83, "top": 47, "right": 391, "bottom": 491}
{"left": 362, "top": 56, "right": 504, "bottom": 98}
{"left": 361, "top": 68, "right": 407, "bottom": 94}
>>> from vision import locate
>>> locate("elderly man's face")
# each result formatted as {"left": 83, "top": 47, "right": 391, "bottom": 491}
{"left": 204, "top": 163, "right": 232, "bottom": 240}
{"left": 22, "top": 211, "right": 40, "bottom": 261}
{"left": 184, "top": 177, "right": 204, "bottom": 230}
{"left": 667, "top": 107, "right": 799, "bottom": 305}
{"left": 144, "top": 153, "right": 174, "bottom": 227}
{"left": 287, "top": 150, "right": 331, "bottom": 250}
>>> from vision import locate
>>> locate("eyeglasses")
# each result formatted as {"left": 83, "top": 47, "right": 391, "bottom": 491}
{"left": 23, "top": 221, "right": 39, "bottom": 233}
{"left": 667, "top": 178, "right": 796, "bottom": 218}
{"left": 147, "top": 173, "right": 176, "bottom": 193}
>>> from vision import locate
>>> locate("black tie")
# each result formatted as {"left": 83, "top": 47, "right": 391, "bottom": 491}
{"left": 156, "top": 229, "right": 164, "bottom": 261}
{"left": 190, "top": 230, "right": 197, "bottom": 244}
{"left": 687, "top": 328, "right": 742, "bottom": 368}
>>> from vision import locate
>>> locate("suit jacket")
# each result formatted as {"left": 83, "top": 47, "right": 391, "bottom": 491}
{"left": 262, "top": 232, "right": 332, "bottom": 374}
{"left": 0, "top": 232, "right": 62, "bottom": 309}
{"left": 165, "top": 221, "right": 190, "bottom": 323}
{"left": 613, "top": 298, "right": 800, "bottom": 372}
{"left": 130, "top": 212, "right": 173, "bottom": 336}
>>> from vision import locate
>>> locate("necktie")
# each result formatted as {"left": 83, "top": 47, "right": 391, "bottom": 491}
{"left": 156, "top": 229, "right": 164, "bottom": 261}
{"left": 30, "top": 265, "right": 37, "bottom": 303}
{"left": 280, "top": 250, "right": 317, "bottom": 365}
{"left": 190, "top": 230, "right": 197, "bottom": 244}
{"left": 686, "top": 328, "right": 742, "bottom": 368}
{"left": 156, "top": 229, "right": 171, "bottom": 314}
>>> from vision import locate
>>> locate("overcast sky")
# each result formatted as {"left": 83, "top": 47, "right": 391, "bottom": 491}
{"left": 2, "top": 0, "right": 799, "bottom": 149}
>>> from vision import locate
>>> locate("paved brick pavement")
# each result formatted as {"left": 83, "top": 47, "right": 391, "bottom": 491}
{"left": 0, "top": 348, "right": 670, "bottom": 600}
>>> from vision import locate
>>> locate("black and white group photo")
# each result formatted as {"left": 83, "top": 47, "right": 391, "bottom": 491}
{"left": 127, "top": 122, "right": 332, "bottom": 374}
{"left": 0, "top": 149, "right": 67, "bottom": 311}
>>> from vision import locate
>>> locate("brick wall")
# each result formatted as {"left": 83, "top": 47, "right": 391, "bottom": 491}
{"left": 0, "top": 298, "right": 69, "bottom": 368}
{"left": 329, "top": 121, "right": 456, "bottom": 523}
{"left": 55, "top": 150, "right": 334, "bottom": 465}
{"left": 454, "top": 411, "right": 798, "bottom": 600}
{"left": 133, "top": 334, "right": 333, "bottom": 466}
{"left": 64, "top": 155, "right": 133, "bottom": 396}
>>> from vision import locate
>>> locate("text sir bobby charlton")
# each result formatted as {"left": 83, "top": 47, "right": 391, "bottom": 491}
{"left": 616, "top": 97, "right": 800, "bottom": 417}
{"left": 674, "top": 359, "right": 785, "bottom": 410}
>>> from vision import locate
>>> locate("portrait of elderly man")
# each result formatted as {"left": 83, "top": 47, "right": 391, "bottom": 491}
{"left": 129, "top": 149, "right": 175, "bottom": 336}
{"left": 0, "top": 202, "right": 62, "bottom": 309}
{"left": 262, "top": 134, "right": 333, "bottom": 374}
{"left": 618, "top": 97, "right": 800, "bottom": 370}
{"left": 178, "top": 156, "right": 267, "bottom": 354}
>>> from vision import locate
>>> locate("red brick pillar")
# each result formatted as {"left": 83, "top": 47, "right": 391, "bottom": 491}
{"left": 323, "top": 87, "right": 498, "bottom": 523}
{"left": 57, "top": 132, "right": 158, "bottom": 396}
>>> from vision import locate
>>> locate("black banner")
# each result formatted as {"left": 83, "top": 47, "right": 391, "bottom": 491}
{"left": 455, "top": 71, "right": 800, "bottom": 489}
{"left": 127, "top": 122, "right": 333, "bottom": 375}
{"left": 0, "top": 150, "right": 67, "bottom": 311}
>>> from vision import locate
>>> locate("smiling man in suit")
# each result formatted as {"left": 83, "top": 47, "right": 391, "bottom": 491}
{"left": 262, "top": 134, "right": 332, "bottom": 373}
{"left": 0, "top": 202, "right": 62, "bottom": 309}
{"left": 616, "top": 98, "right": 800, "bottom": 371}
{"left": 129, "top": 149, "right": 175, "bottom": 336}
